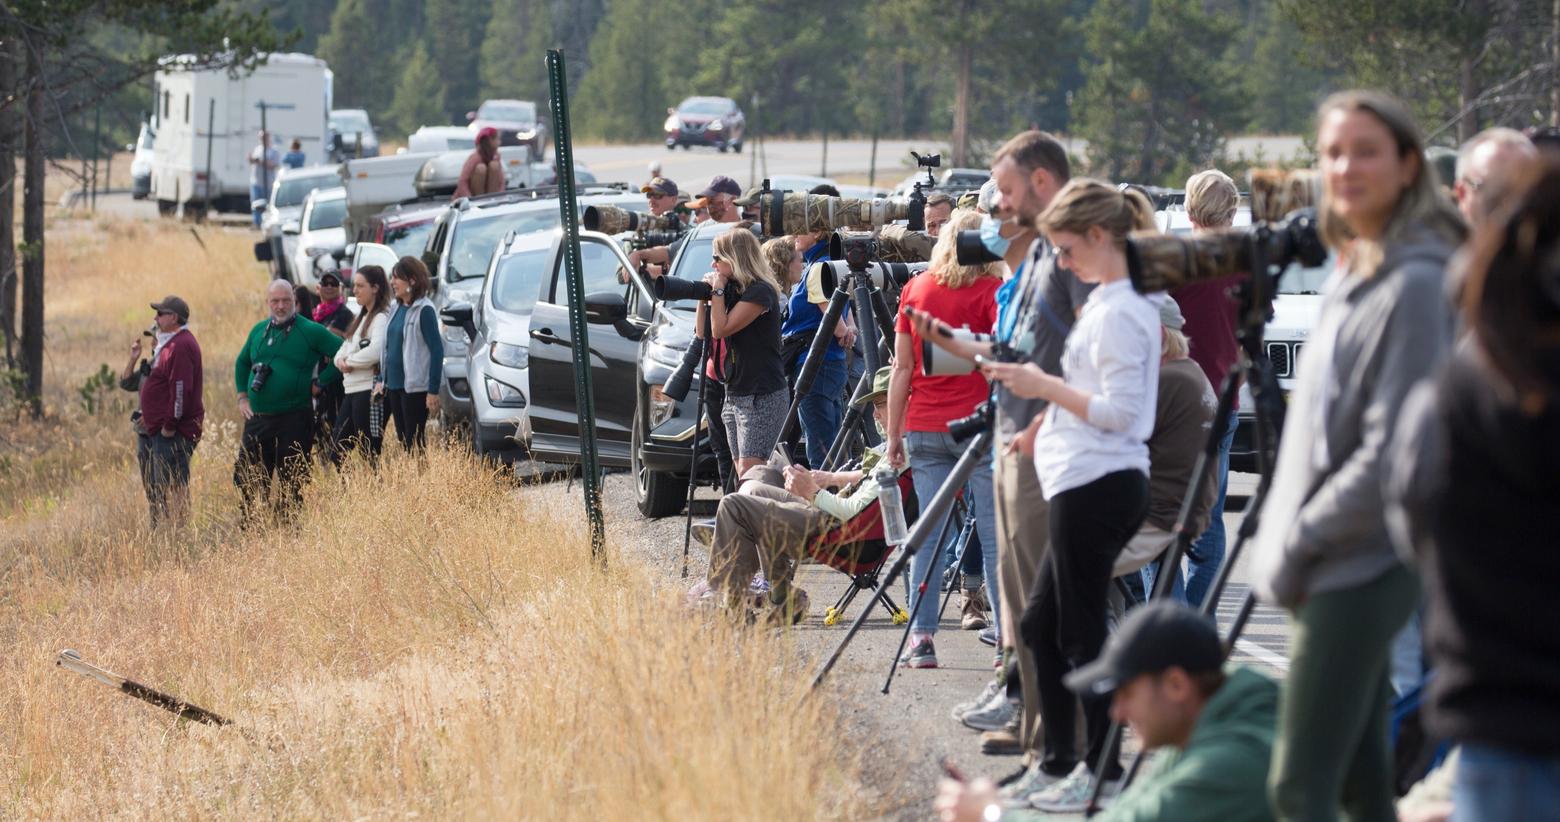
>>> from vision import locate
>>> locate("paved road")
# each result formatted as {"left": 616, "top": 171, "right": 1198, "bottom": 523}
{"left": 522, "top": 468, "right": 1290, "bottom": 820}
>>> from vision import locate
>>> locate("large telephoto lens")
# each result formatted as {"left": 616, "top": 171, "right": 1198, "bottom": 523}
{"left": 955, "top": 229, "right": 1002, "bottom": 265}
{"left": 758, "top": 192, "right": 914, "bottom": 237}
{"left": 582, "top": 205, "right": 682, "bottom": 235}
{"left": 653, "top": 275, "right": 714, "bottom": 302}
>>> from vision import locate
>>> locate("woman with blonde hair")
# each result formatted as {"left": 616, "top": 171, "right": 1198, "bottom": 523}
{"left": 1249, "top": 90, "right": 1464, "bottom": 820}
{"left": 980, "top": 178, "right": 1160, "bottom": 810}
{"left": 885, "top": 208, "right": 1007, "bottom": 668}
{"left": 697, "top": 228, "right": 787, "bottom": 477}
{"left": 762, "top": 235, "right": 804, "bottom": 297}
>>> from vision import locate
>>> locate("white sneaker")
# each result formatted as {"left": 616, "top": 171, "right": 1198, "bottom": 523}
{"left": 998, "top": 763, "right": 1063, "bottom": 806}
{"left": 1028, "top": 763, "right": 1120, "bottom": 813}
{"left": 951, "top": 678, "right": 1003, "bottom": 721}
{"left": 961, "top": 694, "right": 1017, "bottom": 732}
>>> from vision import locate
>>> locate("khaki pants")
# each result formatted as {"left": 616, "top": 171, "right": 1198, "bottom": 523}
{"left": 707, "top": 476, "right": 833, "bottom": 604}
{"left": 994, "top": 447, "right": 1050, "bottom": 758}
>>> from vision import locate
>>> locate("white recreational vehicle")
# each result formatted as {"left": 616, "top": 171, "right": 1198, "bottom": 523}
{"left": 150, "top": 53, "right": 333, "bottom": 216}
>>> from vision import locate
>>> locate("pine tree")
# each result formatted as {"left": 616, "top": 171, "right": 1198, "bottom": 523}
{"left": 425, "top": 0, "right": 488, "bottom": 121}
{"left": 317, "top": 0, "right": 393, "bottom": 116}
{"left": 387, "top": 42, "right": 449, "bottom": 136}
{"left": 479, "top": 0, "right": 546, "bottom": 103}
{"left": 574, "top": 0, "right": 671, "bottom": 141}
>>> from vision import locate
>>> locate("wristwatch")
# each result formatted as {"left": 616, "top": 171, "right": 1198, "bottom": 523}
{"left": 711, "top": 287, "right": 726, "bottom": 297}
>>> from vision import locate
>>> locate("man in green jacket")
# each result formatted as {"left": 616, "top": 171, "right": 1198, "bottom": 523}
{"left": 232, "top": 279, "right": 343, "bottom": 522}
{"left": 936, "top": 601, "right": 1278, "bottom": 821}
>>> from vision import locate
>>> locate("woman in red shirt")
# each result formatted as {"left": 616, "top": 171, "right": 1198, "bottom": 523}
{"left": 886, "top": 208, "right": 1006, "bottom": 668}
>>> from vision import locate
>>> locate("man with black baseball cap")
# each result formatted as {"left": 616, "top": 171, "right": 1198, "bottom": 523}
{"left": 641, "top": 176, "right": 682, "bottom": 217}
{"left": 120, "top": 295, "right": 204, "bottom": 526}
{"left": 627, "top": 175, "right": 741, "bottom": 278}
{"left": 935, "top": 601, "right": 1279, "bottom": 820}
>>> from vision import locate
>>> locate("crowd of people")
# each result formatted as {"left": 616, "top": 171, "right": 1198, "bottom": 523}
{"left": 121, "top": 87, "right": 1560, "bottom": 820}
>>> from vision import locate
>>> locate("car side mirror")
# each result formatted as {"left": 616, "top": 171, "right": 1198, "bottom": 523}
{"left": 282, "top": 220, "right": 301, "bottom": 235}
{"left": 583, "top": 291, "right": 628, "bottom": 325}
{"left": 343, "top": 242, "right": 357, "bottom": 259}
{"left": 440, "top": 301, "right": 476, "bottom": 341}
{"left": 465, "top": 111, "right": 477, "bottom": 122}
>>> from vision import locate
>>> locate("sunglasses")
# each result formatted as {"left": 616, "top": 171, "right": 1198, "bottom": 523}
{"left": 155, "top": 309, "right": 174, "bottom": 317}
{"left": 320, "top": 281, "right": 341, "bottom": 287}
{"left": 712, "top": 255, "right": 725, "bottom": 264}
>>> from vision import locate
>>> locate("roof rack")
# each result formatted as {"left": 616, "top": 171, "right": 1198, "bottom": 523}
{"left": 453, "top": 182, "right": 634, "bottom": 211}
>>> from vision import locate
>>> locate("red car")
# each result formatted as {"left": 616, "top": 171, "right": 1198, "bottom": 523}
{"left": 664, "top": 97, "right": 745, "bottom": 153}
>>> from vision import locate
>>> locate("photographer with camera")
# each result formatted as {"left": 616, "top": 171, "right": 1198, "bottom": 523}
{"left": 905, "top": 130, "right": 1087, "bottom": 771}
{"left": 1247, "top": 91, "right": 1465, "bottom": 821}
{"left": 642, "top": 176, "right": 683, "bottom": 217}
{"left": 978, "top": 179, "right": 1160, "bottom": 811}
{"left": 121, "top": 296, "right": 204, "bottom": 527}
{"left": 886, "top": 208, "right": 1005, "bottom": 669}
{"left": 627, "top": 175, "right": 739, "bottom": 276}
{"left": 925, "top": 192, "right": 955, "bottom": 238}
{"left": 694, "top": 226, "right": 787, "bottom": 478}
{"left": 233, "top": 280, "right": 343, "bottom": 522}
{"left": 783, "top": 227, "right": 858, "bottom": 468}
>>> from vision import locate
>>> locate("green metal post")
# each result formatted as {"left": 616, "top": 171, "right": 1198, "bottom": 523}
{"left": 546, "top": 48, "right": 607, "bottom": 564}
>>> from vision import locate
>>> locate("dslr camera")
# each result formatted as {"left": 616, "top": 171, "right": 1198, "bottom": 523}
{"left": 249, "top": 362, "right": 272, "bottom": 393}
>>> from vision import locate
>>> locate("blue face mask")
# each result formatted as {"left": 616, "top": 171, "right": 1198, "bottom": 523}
{"left": 979, "top": 215, "right": 1011, "bottom": 257}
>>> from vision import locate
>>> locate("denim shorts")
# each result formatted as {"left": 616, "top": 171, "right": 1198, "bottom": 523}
{"left": 720, "top": 388, "right": 788, "bottom": 459}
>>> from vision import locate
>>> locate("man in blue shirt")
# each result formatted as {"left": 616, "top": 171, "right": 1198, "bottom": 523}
{"left": 780, "top": 228, "right": 857, "bottom": 467}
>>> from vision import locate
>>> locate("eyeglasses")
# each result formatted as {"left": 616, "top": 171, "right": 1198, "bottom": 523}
{"left": 155, "top": 309, "right": 174, "bottom": 317}
{"left": 1054, "top": 244, "right": 1074, "bottom": 261}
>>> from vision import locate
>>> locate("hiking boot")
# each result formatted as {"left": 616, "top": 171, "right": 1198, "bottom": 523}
{"left": 765, "top": 587, "right": 810, "bottom": 627}
{"left": 951, "top": 677, "right": 1004, "bottom": 721}
{"left": 960, "top": 590, "right": 990, "bottom": 631}
{"left": 690, "top": 518, "right": 716, "bottom": 547}
{"left": 980, "top": 726, "right": 1023, "bottom": 756}
{"left": 961, "top": 695, "right": 1017, "bottom": 732}
{"left": 903, "top": 635, "right": 939, "bottom": 669}
{"left": 1029, "top": 763, "right": 1121, "bottom": 813}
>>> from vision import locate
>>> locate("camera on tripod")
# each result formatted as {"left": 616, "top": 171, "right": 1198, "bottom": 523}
{"left": 582, "top": 205, "right": 684, "bottom": 236}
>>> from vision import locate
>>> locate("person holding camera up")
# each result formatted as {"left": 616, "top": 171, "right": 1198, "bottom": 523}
{"left": 121, "top": 296, "right": 204, "bottom": 527}
{"left": 980, "top": 180, "right": 1160, "bottom": 812}
{"left": 233, "top": 280, "right": 343, "bottom": 522}
{"left": 886, "top": 208, "right": 1005, "bottom": 669}
{"left": 628, "top": 176, "right": 741, "bottom": 275}
{"left": 331, "top": 265, "right": 392, "bottom": 463}
{"left": 378, "top": 257, "right": 444, "bottom": 452}
{"left": 695, "top": 227, "right": 787, "bottom": 479}
{"left": 1248, "top": 91, "right": 1465, "bottom": 822}
{"left": 906, "top": 131, "right": 1088, "bottom": 774}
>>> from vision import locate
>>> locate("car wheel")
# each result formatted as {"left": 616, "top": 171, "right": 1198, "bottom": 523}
{"left": 733, "top": 141, "right": 743, "bottom": 154}
{"left": 666, "top": 142, "right": 676, "bottom": 151}
{"left": 633, "top": 389, "right": 684, "bottom": 518}
{"left": 156, "top": 199, "right": 176, "bottom": 218}
{"left": 681, "top": 144, "right": 691, "bottom": 151}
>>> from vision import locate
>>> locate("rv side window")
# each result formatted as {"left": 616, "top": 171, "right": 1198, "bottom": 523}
{"left": 183, "top": 94, "right": 190, "bottom": 124}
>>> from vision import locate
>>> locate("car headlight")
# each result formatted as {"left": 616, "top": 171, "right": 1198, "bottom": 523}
{"left": 663, "top": 116, "right": 679, "bottom": 131}
{"left": 643, "top": 339, "right": 684, "bottom": 370}
{"left": 707, "top": 121, "right": 724, "bottom": 131}
{"left": 442, "top": 324, "right": 469, "bottom": 356}
{"left": 485, "top": 376, "right": 526, "bottom": 408}
{"left": 648, "top": 384, "right": 676, "bottom": 428}
{"left": 489, "top": 341, "right": 528, "bottom": 369}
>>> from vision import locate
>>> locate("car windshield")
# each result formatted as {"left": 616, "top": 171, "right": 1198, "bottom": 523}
{"left": 274, "top": 175, "right": 335, "bottom": 209}
{"left": 491, "top": 248, "right": 551, "bottom": 314}
{"left": 679, "top": 100, "right": 728, "bottom": 116}
{"left": 307, "top": 197, "right": 346, "bottom": 230}
{"left": 384, "top": 220, "right": 436, "bottom": 258}
{"left": 447, "top": 209, "right": 565, "bottom": 281}
{"left": 480, "top": 102, "right": 535, "bottom": 123}
{"left": 445, "top": 137, "right": 471, "bottom": 150}
{"left": 331, "top": 111, "right": 371, "bottom": 132}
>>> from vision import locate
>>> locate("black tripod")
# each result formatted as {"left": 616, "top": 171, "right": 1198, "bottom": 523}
{"left": 679, "top": 306, "right": 721, "bottom": 578}
{"left": 811, "top": 403, "right": 996, "bottom": 690}
{"left": 882, "top": 496, "right": 978, "bottom": 694}
{"left": 1081, "top": 230, "right": 1292, "bottom": 816}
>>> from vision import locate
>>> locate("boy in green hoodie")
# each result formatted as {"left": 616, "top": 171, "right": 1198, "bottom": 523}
{"left": 936, "top": 601, "right": 1278, "bottom": 821}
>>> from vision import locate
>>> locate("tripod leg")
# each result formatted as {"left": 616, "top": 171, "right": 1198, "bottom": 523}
{"left": 811, "top": 427, "right": 994, "bottom": 691}
{"left": 776, "top": 285, "right": 853, "bottom": 458}
{"left": 681, "top": 328, "right": 716, "bottom": 578}
{"left": 935, "top": 507, "right": 978, "bottom": 623}
{"left": 883, "top": 502, "right": 960, "bottom": 694}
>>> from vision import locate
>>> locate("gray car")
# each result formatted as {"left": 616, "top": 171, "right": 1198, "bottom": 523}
{"left": 258, "top": 165, "right": 341, "bottom": 281}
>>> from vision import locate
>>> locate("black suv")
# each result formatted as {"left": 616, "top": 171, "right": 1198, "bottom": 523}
{"left": 416, "top": 185, "right": 636, "bottom": 426}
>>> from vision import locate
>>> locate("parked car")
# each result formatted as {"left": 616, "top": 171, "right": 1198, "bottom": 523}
{"left": 467, "top": 99, "right": 547, "bottom": 155}
{"left": 403, "top": 185, "right": 639, "bottom": 428}
{"left": 664, "top": 96, "right": 745, "bottom": 153}
{"left": 892, "top": 167, "right": 991, "bottom": 197}
{"left": 258, "top": 165, "right": 341, "bottom": 280}
{"left": 328, "top": 108, "right": 380, "bottom": 160}
{"left": 406, "top": 126, "right": 478, "bottom": 154}
{"left": 128, "top": 120, "right": 156, "bottom": 199}
{"left": 290, "top": 187, "right": 348, "bottom": 288}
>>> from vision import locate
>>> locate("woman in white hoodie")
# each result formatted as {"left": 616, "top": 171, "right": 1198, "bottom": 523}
{"left": 332, "top": 265, "right": 391, "bottom": 462}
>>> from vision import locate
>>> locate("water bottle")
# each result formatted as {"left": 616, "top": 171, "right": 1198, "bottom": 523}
{"left": 875, "top": 465, "right": 909, "bottom": 545}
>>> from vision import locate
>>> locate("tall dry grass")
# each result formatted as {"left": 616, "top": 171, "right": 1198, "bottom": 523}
{"left": 1, "top": 216, "right": 871, "bottom": 819}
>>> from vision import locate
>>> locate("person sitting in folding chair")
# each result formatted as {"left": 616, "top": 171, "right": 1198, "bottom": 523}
{"left": 704, "top": 367, "right": 906, "bottom": 626}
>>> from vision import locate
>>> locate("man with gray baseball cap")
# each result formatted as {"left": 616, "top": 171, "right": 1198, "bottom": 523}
{"left": 936, "top": 601, "right": 1279, "bottom": 820}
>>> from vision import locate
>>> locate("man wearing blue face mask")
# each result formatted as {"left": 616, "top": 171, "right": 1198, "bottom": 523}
{"left": 906, "top": 130, "right": 1095, "bottom": 787}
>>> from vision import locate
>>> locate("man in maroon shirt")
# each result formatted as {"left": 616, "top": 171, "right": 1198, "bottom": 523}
{"left": 1168, "top": 170, "right": 1241, "bottom": 606}
{"left": 121, "top": 296, "right": 204, "bottom": 525}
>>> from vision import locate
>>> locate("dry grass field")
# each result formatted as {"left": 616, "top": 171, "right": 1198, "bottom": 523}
{"left": 1, "top": 217, "right": 869, "bottom": 819}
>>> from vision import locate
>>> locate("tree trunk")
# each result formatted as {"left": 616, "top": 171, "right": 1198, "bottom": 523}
{"left": 1552, "top": 0, "right": 1559, "bottom": 127}
{"left": 0, "top": 35, "right": 16, "bottom": 368}
{"left": 951, "top": 39, "right": 972, "bottom": 167}
{"left": 1457, "top": 54, "right": 1479, "bottom": 144}
{"left": 21, "top": 40, "right": 44, "bottom": 417}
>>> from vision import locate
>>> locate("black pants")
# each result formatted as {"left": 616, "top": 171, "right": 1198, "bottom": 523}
{"left": 386, "top": 388, "right": 429, "bottom": 451}
{"left": 233, "top": 408, "right": 314, "bottom": 521}
{"left": 704, "top": 379, "right": 735, "bottom": 493}
{"left": 314, "top": 380, "right": 345, "bottom": 464}
{"left": 1021, "top": 468, "right": 1148, "bottom": 779}
{"left": 333, "top": 390, "right": 383, "bottom": 463}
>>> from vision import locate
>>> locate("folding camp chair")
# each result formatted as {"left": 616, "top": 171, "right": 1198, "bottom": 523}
{"left": 803, "top": 470, "right": 920, "bottom": 626}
